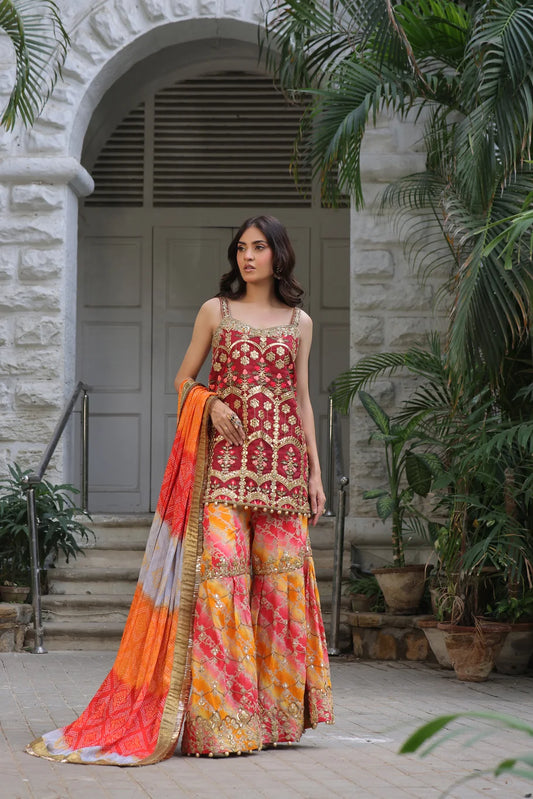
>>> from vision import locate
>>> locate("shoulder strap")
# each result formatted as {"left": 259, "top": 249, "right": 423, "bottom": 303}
{"left": 219, "top": 296, "right": 231, "bottom": 319}
{"left": 291, "top": 306, "right": 301, "bottom": 326}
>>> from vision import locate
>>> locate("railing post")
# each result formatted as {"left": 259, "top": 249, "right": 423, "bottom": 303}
{"left": 324, "top": 393, "right": 335, "bottom": 517}
{"left": 24, "top": 480, "right": 47, "bottom": 654}
{"left": 81, "top": 389, "right": 89, "bottom": 513}
{"left": 328, "top": 475, "right": 349, "bottom": 656}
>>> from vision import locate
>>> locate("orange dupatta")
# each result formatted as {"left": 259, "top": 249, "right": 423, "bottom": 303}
{"left": 26, "top": 380, "right": 216, "bottom": 766}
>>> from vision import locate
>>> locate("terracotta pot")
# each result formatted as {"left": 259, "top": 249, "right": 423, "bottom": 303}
{"left": 494, "top": 623, "right": 533, "bottom": 675}
{"left": 350, "top": 594, "right": 374, "bottom": 613}
{"left": 438, "top": 622, "right": 510, "bottom": 682}
{"left": 372, "top": 565, "right": 431, "bottom": 615}
{"left": 417, "top": 618, "right": 452, "bottom": 669}
{"left": 0, "top": 585, "right": 30, "bottom": 603}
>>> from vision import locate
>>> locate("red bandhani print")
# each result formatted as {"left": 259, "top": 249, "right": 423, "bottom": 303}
{"left": 26, "top": 380, "right": 216, "bottom": 766}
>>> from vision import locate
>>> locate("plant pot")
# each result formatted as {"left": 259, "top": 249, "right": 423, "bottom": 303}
{"left": 372, "top": 565, "right": 431, "bottom": 615}
{"left": 494, "top": 623, "right": 533, "bottom": 675}
{"left": 0, "top": 585, "right": 30, "bottom": 603}
{"left": 350, "top": 593, "right": 374, "bottom": 612}
{"left": 417, "top": 618, "right": 452, "bottom": 669}
{"left": 438, "top": 622, "right": 510, "bottom": 682}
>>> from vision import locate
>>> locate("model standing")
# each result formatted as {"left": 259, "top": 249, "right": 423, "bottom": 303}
{"left": 27, "top": 215, "right": 333, "bottom": 765}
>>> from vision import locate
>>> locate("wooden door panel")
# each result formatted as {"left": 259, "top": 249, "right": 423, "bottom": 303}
{"left": 78, "top": 230, "right": 151, "bottom": 512}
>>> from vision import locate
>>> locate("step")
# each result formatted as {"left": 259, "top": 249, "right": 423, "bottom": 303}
{"left": 68, "top": 548, "right": 145, "bottom": 568}
{"left": 48, "top": 566, "right": 140, "bottom": 595}
{"left": 42, "top": 594, "right": 134, "bottom": 623}
{"left": 25, "top": 622, "right": 125, "bottom": 651}
{"left": 27, "top": 613, "right": 351, "bottom": 652}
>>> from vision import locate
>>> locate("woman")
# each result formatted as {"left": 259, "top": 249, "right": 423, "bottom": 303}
{"left": 26, "top": 216, "right": 333, "bottom": 766}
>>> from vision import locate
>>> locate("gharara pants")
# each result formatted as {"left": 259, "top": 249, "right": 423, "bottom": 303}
{"left": 181, "top": 503, "right": 334, "bottom": 755}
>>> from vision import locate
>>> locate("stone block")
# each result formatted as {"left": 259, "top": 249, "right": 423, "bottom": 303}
{"left": 388, "top": 317, "right": 433, "bottom": 348}
{"left": 0, "top": 626, "right": 16, "bottom": 652}
{"left": 224, "top": 0, "right": 242, "bottom": 13}
{"left": 141, "top": 0, "right": 167, "bottom": 20}
{"left": 0, "top": 605, "right": 18, "bottom": 622}
{"left": 0, "top": 382, "right": 11, "bottom": 409}
{"left": 353, "top": 249, "right": 394, "bottom": 279}
{"left": 350, "top": 212, "right": 397, "bottom": 245}
{"left": 351, "top": 285, "right": 387, "bottom": 312}
{"left": 71, "top": 27, "right": 108, "bottom": 65}
{"left": 90, "top": 6, "right": 128, "bottom": 48}
{"left": 0, "top": 286, "right": 60, "bottom": 312}
{"left": 11, "top": 184, "right": 64, "bottom": 213}
{"left": 405, "top": 630, "right": 430, "bottom": 661}
{"left": 14, "top": 382, "right": 62, "bottom": 409}
{"left": 25, "top": 129, "right": 66, "bottom": 155}
{"left": 171, "top": 0, "right": 194, "bottom": 13}
{"left": 0, "top": 246, "right": 17, "bottom": 279}
{"left": 0, "top": 414, "right": 56, "bottom": 442}
{"left": 115, "top": 0, "right": 145, "bottom": 32}
{"left": 0, "top": 217, "right": 64, "bottom": 246}
{"left": 0, "top": 349, "right": 60, "bottom": 377}
{"left": 14, "top": 317, "right": 61, "bottom": 346}
{"left": 351, "top": 316, "right": 384, "bottom": 346}
{"left": 371, "top": 632, "right": 398, "bottom": 660}
{"left": 19, "top": 249, "right": 61, "bottom": 280}
{"left": 199, "top": 0, "right": 218, "bottom": 13}
{"left": 0, "top": 320, "right": 9, "bottom": 347}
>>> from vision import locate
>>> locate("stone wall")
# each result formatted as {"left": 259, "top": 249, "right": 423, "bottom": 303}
{"left": 346, "top": 113, "right": 447, "bottom": 567}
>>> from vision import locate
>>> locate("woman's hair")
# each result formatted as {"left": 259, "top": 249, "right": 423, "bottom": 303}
{"left": 218, "top": 215, "right": 304, "bottom": 307}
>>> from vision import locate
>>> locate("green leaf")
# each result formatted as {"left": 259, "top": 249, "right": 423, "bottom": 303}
{"left": 405, "top": 451, "right": 434, "bottom": 496}
{"left": 359, "top": 390, "right": 390, "bottom": 434}
{"left": 376, "top": 494, "right": 395, "bottom": 520}
{"left": 362, "top": 488, "right": 388, "bottom": 500}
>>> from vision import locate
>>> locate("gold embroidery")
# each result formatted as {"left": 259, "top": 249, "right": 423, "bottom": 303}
{"left": 252, "top": 552, "right": 305, "bottom": 575}
{"left": 206, "top": 315, "right": 310, "bottom": 516}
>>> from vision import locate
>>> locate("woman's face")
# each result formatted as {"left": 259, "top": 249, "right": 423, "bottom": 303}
{"left": 236, "top": 226, "right": 274, "bottom": 285}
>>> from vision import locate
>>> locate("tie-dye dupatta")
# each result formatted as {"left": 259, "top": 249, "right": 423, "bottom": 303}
{"left": 27, "top": 380, "right": 216, "bottom": 766}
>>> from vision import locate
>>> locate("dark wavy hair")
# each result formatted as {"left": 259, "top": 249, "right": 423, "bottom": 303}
{"left": 218, "top": 215, "right": 304, "bottom": 307}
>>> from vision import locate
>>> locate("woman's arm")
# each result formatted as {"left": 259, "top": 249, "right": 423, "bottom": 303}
{"left": 173, "top": 298, "right": 244, "bottom": 446}
{"left": 295, "top": 311, "right": 326, "bottom": 526}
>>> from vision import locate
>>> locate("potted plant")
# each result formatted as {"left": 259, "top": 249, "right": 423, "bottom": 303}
{"left": 357, "top": 390, "right": 437, "bottom": 614}
{"left": 0, "top": 463, "right": 93, "bottom": 601}
{"left": 344, "top": 573, "right": 384, "bottom": 612}
{"left": 487, "top": 591, "right": 533, "bottom": 675}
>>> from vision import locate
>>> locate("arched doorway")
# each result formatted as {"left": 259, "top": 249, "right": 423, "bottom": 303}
{"left": 78, "top": 45, "right": 349, "bottom": 513}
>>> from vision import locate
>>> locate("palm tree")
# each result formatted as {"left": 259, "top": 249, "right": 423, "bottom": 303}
{"left": 263, "top": 0, "right": 533, "bottom": 384}
{"left": 0, "top": 0, "right": 69, "bottom": 130}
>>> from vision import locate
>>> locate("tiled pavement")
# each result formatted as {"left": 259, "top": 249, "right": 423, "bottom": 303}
{"left": 1, "top": 652, "right": 533, "bottom": 799}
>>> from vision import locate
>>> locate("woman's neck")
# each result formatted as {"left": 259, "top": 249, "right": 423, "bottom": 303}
{"left": 239, "top": 282, "right": 281, "bottom": 307}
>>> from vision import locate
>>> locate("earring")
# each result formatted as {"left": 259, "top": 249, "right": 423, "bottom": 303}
{"left": 273, "top": 266, "right": 282, "bottom": 279}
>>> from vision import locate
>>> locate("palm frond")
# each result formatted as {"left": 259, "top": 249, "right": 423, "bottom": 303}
{"left": 0, "top": 0, "right": 69, "bottom": 130}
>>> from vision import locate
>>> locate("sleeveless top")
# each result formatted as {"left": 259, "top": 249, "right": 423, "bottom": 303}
{"left": 203, "top": 297, "right": 311, "bottom": 516}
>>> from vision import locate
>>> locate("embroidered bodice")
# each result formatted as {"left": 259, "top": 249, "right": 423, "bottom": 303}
{"left": 203, "top": 297, "right": 310, "bottom": 516}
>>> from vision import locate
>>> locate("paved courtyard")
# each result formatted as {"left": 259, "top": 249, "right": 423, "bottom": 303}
{"left": 1, "top": 652, "right": 533, "bottom": 799}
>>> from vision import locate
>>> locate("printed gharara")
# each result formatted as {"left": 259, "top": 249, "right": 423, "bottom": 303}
{"left": 27, "top": 380, "right": 217, "bottom": 765}
{"left": 27, "top": 372, "right": 334, "bottom": 764}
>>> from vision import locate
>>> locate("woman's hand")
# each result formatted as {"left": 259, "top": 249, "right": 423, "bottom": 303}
{"left": 210, "top": 398, "right": 245, "bottom": 446}
{"left": 308, "top": 473, "right": 326, "bottom": 526}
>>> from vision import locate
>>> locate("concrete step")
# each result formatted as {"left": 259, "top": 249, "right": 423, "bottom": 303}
{"left": 48, "top": 566, "right": 140, "bottom": 595}
{"left": 70, "top": 548, "right": 145, "bottom": 568}
{"left": 26, "top": 622, "right": 125, "bottom": 651}
{"left": 42, "top": 594, "right": 134, "bottom": 623}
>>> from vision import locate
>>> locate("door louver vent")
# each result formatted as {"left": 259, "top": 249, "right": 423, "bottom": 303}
{"left": 85, "top": 73, "right": 312, "bottom": 208}
{"left": 153, "top": 72, "right": 311, "bottom": 207}
{"left": 85, "top": 104, "right": 145, "bottom": 207}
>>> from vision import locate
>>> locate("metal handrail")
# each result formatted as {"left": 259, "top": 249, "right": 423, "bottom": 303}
{"left": 325, "top": 388, "right": 350, "bottom": 656}
{"left": 22, "top": 381, "right": 90, "bottom": 654}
